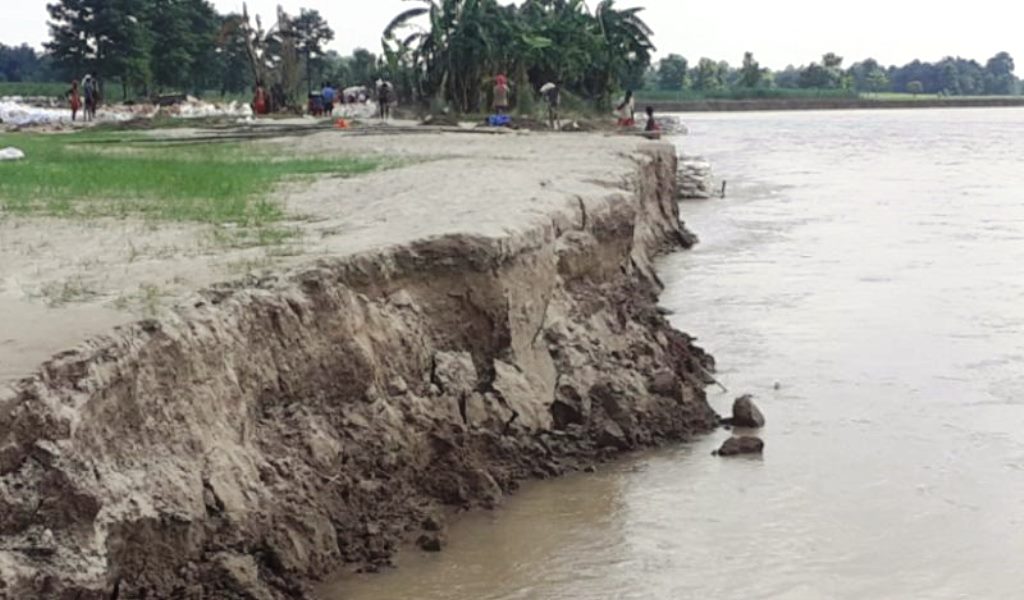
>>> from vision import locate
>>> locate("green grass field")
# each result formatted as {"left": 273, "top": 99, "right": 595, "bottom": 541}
{"left": 638, "top": 88, "right": 1024, "bottom": 104}
{"left": 0, "top": 81, "right": 68, "bottom": 98}
{"left": 637, "top": 88, "right": 859, "bottom": 102}
{"left": 0, "top": 132, "right": 382, "bottom": 225}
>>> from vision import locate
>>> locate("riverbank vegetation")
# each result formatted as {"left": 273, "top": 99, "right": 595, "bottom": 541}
{"left": 646, "top": 51, "right": 1020, "bottom": 101}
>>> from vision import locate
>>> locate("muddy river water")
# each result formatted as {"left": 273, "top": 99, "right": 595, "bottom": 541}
{"left": 330, "top": 109, "right": 1024, "bottom": 599}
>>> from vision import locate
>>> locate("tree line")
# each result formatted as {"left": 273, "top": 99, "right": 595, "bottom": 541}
{"left": 31, "top": 0, "right": 655, "bottom": 109}
{"left": 654, "top": 51, "right": 1019, "bottom": 96}
{"left": 36, "top": 0, "right": 390, "bottom": 99}
{"left": 7, "top": 1, "right": 1019, "bottom": 106}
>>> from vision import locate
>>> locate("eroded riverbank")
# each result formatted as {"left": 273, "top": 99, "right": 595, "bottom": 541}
{"left": 0, "top": 132, "right": 720, "bottom": 598}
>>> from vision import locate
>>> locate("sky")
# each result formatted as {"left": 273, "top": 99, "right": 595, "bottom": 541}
{"left": 4, "top": 0, "right": 1024, "bottom": 70}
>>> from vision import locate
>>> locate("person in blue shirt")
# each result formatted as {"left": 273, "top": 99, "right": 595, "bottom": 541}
{"left": 321, "top": 82, "right": 336, "bottom": 116}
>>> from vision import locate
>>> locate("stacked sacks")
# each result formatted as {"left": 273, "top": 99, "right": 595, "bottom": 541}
{"left": 677, "top": 155, "right": 714, "bottom": 200}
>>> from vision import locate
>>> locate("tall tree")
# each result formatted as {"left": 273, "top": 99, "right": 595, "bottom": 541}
{"left": 93, "top": 0, "right": 153, "bottom": 96}
{"left": 150, "top": 0, "right": 194, "bottom": 91}
{"left": 737, "top": 51, "right": 764, "bottom": 88}
{"left": 292, "top": 9, "right": 334, "bottom": 91}
{"left": 47, "top": 0, "right": 153, "bottom": 96}
{"left": 215, "top": 13, "right": 254, "bottom": 95}
{"left": 656, "top": 54, "right": 688, "bottom": 91}
{"left": 692, "top": 57, "right": 725, "bottom": 91}
{"left": 865, "top": 69, "right": 889, "bottom": 94}
{"left": 46, "top": 0, "right": 95, "bottom": 79}
{"left": 984, "top": 51, "right": 1016, "bottom": 95}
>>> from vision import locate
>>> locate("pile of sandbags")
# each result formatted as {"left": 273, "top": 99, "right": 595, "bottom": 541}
{"left": 161, "top": 97, "right": 253, "bottom": 118}
{"left": 677, "top": 155, "right": 714, "bottom": 199}
{"left": 0, "top": 99, "right": 136, "bottom": 127}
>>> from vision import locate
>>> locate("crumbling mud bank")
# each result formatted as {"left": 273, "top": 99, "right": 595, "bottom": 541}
{"left": 0, "top": 142, "right": 719, "bottom": 599}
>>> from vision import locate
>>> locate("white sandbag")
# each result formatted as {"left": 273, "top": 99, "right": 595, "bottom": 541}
{"left": 0, "top": 147, "right": 25, "bottom": 161}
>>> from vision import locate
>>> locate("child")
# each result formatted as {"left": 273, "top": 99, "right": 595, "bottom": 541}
{"left": 643, "top": 106, "right": 661, "bottom": 139}
{"left": 67, "top": 80, "right": 81, "bottom": 122}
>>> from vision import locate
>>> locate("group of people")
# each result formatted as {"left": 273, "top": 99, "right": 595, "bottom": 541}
{"left": 302, "top": 80, "right": 395, "bottom": 120}
{"left": 616, "top": 90, "right": 661, "bottom": 136}
{"left": 491, "top": 75, "right": 659, "bottom": 135}
{"left": 66, "top": 74, "right": 100, "bottom": 122}
{"left": 492, "top": 74, "right": 563, "bottom": 130}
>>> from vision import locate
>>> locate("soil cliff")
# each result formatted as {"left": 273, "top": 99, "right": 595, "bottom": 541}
{"left": 0, "top": 141, "right": 718, "bottom": 599}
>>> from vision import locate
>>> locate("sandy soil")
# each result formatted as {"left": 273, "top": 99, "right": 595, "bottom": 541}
{"left": 0, "top": 128, "right": 656, "bottom": 388}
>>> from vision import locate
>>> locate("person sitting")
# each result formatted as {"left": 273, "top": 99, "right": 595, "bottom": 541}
{"left": 643, "top": 106, "right": 662, "bottom": 139}
{"left": 308, "top": 92, "right": 324, "bottom": 116}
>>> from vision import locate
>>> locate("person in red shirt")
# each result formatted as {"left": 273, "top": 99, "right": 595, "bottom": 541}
{"left": 67, "top": 80, "right": 82, "bottom": 122}
{"left": 253, "top": 81, "right": 268, "bottom": 115}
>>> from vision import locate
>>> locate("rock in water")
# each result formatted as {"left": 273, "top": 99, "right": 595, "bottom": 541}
{"left": 417, "top": 533, "right": 445, "bottom": 552}
{"left": 715, "top": 436, "right": 764, "bottom": 457}
{"left": 730, "top": 394, "right": 766, "bottom": 428}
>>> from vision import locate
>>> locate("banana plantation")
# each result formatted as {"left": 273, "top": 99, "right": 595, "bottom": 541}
{"left": 382, "top": 0, "right": 654, "bottom": 113}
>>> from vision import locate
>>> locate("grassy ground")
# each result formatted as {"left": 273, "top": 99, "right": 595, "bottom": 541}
{"left": 0, "top": 82, "right": 68, "bottom": 97}
{"left": 637, "top": 88, "right": 859, "bottom": 102}
{"left": 861, "top": 92, "right": 1024, "bottom": 101}
{"left": 639, "top": 88, "right": 1024, "bottom": 103}
{"left": 0, "top": 131, "right": 382, "bottom": 225}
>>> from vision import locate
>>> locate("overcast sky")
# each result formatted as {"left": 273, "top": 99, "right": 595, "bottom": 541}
{"left": 5, "top": 0, "right": 1023, "bottom": 69}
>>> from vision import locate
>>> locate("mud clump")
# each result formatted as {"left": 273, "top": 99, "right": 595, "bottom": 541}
{"left": 0, "top": 144, "right": 718, "bottom": 599}
{"left": 722, "top": 394, "right": 766, "bottom": 429}
{"left": 715, "top": 437, "right": 765, "bottom": 457}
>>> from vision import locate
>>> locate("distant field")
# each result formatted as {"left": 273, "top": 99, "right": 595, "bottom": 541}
{"left": 639, "top": 88, "right": 1024, "bottom": 104}
{"left": 861, "top": 92, "right": 1024, "bottom": 102}
{"left": 637, "top": 88, "right": 858, "bottom": 102}
{"left": 0, "top": 81, "right": 68, "bottom": 98}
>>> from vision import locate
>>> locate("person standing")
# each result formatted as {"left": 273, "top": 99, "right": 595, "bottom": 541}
{"left": 377, "top": 79, "right": 394, "bottom": 120}
{"left": 616, "top": 90, "right": 635, "bottom": 127}
{"left": 493, "top": 73, "right": 510, "bottom": 115}
{"left": 540, "top": 82, "right": 561, "bottom": 130}
{"left": 88, "top": 72, "right": 101, "bottom": 120}
{"left": 321, "top": 81, "right": 336, "bottom": 116}
{"left": 253, "top": 81, "right": 268, "bottom": 116}
{"left": 81, "top": 74, "right": 95, "bottom": 122}
{"left": 67, "top": 80, "right": 82, "bottom": 122}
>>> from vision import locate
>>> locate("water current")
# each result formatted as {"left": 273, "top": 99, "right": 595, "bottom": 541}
{"left": 331, "top": 108, "right": 1024, "bottom": 599}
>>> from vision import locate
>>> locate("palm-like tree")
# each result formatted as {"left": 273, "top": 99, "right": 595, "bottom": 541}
{"left": 382, "top": 0, "right": 655, "bottom": 112}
